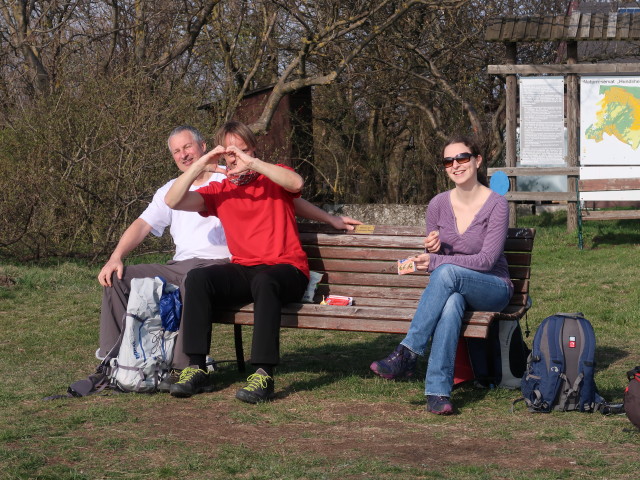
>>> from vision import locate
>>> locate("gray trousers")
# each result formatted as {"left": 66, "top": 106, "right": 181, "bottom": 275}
{"left": 99, "top": 257, "right": 229, "bottom": 368}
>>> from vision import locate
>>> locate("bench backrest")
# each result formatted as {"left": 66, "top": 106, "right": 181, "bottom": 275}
{"left": 579, "top": 166, "right": 640, "bottom": 220}
{"left": 298, "top": 223, "right": 535, "bottom": 314}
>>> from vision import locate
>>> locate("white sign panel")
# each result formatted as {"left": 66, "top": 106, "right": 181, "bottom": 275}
{"left": 581, "top": 76, "right": 640, "bottom": 165}
{"left": 519, "top": 76, "right": 565, "bottom": 165}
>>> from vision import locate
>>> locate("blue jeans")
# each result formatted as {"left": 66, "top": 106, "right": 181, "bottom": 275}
{"left": 401, "top": 264, "right": 512, "bottom": 397}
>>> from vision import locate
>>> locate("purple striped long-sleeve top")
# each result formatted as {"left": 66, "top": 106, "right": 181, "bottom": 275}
{"left": 426, "top": 190, "right": 513, "bottom": 296}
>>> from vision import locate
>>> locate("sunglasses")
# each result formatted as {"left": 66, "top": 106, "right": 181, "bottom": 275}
{"left": 442, "top": 152, "right": 474, "bottom": 169}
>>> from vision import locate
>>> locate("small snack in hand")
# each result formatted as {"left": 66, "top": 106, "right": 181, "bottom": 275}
{"left": 397, "top": 258, "right": 416, "bottom": 275}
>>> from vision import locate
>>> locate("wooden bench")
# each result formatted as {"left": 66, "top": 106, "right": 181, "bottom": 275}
{"left": 579, "top": 167, "right": 640, "bottom": 221}
{"left": 215, "top": 223, "right": 536, "bottom": 372}
{"left": 578, "top": 166, "right": 640, "bottom": 248}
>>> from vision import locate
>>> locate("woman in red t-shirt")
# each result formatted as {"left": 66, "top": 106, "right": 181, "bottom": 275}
{"left": 164, "top": 121, "right": 309, "bottom": 404}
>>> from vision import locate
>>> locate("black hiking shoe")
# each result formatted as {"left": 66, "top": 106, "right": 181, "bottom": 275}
{"left": 370, "top": 344, "right": 418, "bottom": 380}
{"left": 426, "top": 395, "right": 454, "bottom": 415}
{"left": 235, "top": 368, "right": 275, "bottom": 404}
{"left": 169, "top": 366, "right": 215, "bottom": 398}
{"left": 158, "top": 369, "right": 182, "bottom": 393}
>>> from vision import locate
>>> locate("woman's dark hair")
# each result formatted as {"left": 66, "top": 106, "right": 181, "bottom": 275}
{"left": 442, "top": 135, "right": 489, "bottom": 187}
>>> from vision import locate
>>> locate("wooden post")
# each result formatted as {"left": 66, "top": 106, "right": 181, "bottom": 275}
{"left": 566, "top": 41, "right": 579, "bottom": 232}
{"left": 505, "top": 42, "right": 518, "bottom": 227}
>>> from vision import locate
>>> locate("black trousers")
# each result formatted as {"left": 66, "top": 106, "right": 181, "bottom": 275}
{"left": 181, "top": 263, "right": 308, "bottom": 366}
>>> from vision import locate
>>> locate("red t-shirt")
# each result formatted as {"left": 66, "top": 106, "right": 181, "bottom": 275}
{"left": 196, "top": 165, "right": 309, "bottom": 278}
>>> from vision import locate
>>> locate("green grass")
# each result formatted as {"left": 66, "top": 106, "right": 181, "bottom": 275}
{"left": 1, "top": 215, "right": 640, "bottom": 479}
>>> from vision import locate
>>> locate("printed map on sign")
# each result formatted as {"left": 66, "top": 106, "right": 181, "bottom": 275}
{"left": 581, "top": 77, "right": 640, "bottom": 165}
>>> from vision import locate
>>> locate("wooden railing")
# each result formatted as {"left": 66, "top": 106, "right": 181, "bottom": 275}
{"left": 488, "top": 166, "right": 580, "bottom": 203}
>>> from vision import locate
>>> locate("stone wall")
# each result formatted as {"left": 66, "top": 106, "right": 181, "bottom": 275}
{"left": 319, "top": 204, "right": 427, "bottom": 227}
{"left": 313, "top": 202, "right": 548, "bottom": 227}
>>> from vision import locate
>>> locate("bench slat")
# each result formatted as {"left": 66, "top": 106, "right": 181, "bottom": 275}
{"left": 504, "top": 252, "right": 532, "bottom": 266}
{"left": 504, "top": 237, "right": 535, "bottom": 251}
{"left": 580, "top": 177, "right": 640, "bottom": 191}
{"left": 299, "top": 224, "right": 536, "bottom": 241}
{"left": 322, "top": 271, "right": 428, "bottom": 288}
{"left": 216, "top": 303, "right": 497, "bottom": 339}
{"left": 581, "top": 209, "right": 640, "bottom": 221}
{"left": 298, "top": 224, "right": 425, "bottom": 236}
{"left": 304, "top": 231, "right": 532, "bottom": 249}
{"left": 304, "top": 246, "right": 421, "bottom": 261}
{"left": 316, "top": 279, "right": 530, "bottom": 300}
{"left": 301, "top": 233, "right": 425, "bottom": 249}
{"left": 309, "top": 258, "right": 531, "bottom": 286}
{"left": 306, "top": 249, "right": 532, "bottom": 271}
{"left": 309, "top": 258, "right": 409, "bottom": 275}
{"left": 316, "top": 284, "right": 424, "bottom": 301}
{"left": 332, "top": 294, "right": 527, "bottom": 309}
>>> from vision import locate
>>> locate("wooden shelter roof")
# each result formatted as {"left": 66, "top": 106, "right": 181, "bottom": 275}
{"left": 485, "top": 11, "right": 640, "bottom": 42}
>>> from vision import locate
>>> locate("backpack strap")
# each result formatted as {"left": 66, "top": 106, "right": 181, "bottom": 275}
{"left": 511, "top": 396, "right": 526, "bottom": 413}
{"left": 44, "top": 315, "right": 127, "bottom": 400}
{"left": 110, "top": 361, "right": 160, "bottom": 392}
{"left": 556, "top": 372, "right": 584, "bottom": 411}
{"left": 627, "top": 366, "right": 640, "bottom": 381}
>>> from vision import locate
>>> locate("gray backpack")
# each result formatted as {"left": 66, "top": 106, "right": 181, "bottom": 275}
{"left": 48, "top": 276, "right": 181, "bottom": 399}
{"left": 107, "top": 276, "right": 181, "bottom": 392}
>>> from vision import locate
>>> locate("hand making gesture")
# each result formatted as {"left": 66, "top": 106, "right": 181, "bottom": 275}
{"left": 196, "top": 145, "right": 228, "bottom": 175}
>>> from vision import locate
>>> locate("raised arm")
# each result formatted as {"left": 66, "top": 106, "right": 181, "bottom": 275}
{"left": 165, "top": 146, "right": 226, "bottom": 211}
{"left": 292, "top": 198, "right": 363, "bottom": 231}
{"left": 225, "top": 145, "right": 303, "bottom": 193}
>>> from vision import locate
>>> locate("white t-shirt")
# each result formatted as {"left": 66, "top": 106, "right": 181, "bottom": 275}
{"left": 139, "top": 173, "right": 231, "bottom": 261}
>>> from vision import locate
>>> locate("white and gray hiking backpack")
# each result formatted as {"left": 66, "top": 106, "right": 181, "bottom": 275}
{"left": 50, "top": 276, "right": 182, "bottom": 400}
{"left": 105, "top": 276, "right": 182, "bottom": 392}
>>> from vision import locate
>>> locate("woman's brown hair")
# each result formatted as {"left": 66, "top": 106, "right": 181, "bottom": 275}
{"left": 215, "top": 121, "right": 258, "bottom": 151}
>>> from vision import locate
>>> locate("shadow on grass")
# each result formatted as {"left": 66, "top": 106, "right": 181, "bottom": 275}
{"left": 519, "top": 210, "right": 567, "bottom": 228}
{"left": 210, "top": 334, "right": 631, "bottom": 409}
{"left": 590, "top": 231, "right": 640, "bottom": 248}
{"left": 214, "top": 332, "right": 496, "bottom": 406}
{"left": 209, "top": 335, "right": 400, "bottom": 400}
{"left": 597, "top": 345, "right": 629, "bottom": 370}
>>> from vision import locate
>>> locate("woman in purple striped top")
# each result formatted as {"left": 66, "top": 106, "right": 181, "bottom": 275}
{"left": 370, "top": 136, "right": 513, "bottom": 415}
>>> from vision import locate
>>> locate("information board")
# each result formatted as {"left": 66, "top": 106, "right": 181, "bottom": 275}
{"left": 519, "top": 77, "right": 565, "bottom": 165}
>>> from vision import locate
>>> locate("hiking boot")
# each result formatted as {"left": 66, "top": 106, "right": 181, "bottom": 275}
{"left": 370, "top": 345, "right": 417, "bottom": 380}
{"left": 426, "top": 395, "right": 453, "bottom": 415}
{"left": 158, "top": 369, "right": 182, "bottom": 393}
{"left": 169, "top": 366, "right": 215, "bottom": 398}
{"left": 235, "top": 368, "right": 275, "bottom": 404}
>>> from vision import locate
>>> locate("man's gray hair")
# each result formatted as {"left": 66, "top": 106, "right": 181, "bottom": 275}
{"left": 167, "top": 125, "right": 205, "bottom": 150}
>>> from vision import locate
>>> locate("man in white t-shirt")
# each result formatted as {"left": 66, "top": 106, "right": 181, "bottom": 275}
{"left": 97, "top": 125, "right": 360, "bottom": 383}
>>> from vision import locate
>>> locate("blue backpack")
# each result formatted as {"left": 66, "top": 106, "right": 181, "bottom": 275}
{"left": 520, "top": 313, "right": 604, "bottom": 412}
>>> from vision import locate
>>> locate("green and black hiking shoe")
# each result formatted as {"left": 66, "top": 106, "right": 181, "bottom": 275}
{"left": 169, "top": 366, "right": 215, "bottom": 398}
{"left": 235, "top": 368, "right": 274, "bottom": 404}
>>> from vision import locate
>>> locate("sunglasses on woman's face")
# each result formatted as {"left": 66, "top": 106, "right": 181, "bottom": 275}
{"left": 442, "top": 152, "right": 474, "bottom": 169}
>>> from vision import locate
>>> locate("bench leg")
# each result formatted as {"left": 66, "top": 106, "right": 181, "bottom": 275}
{"left": 233, "top": 324, "right": 246, "bottom": 373}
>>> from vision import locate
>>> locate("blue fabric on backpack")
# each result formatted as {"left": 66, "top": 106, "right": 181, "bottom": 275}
{"left": 157, "top": 276, "right": 182, "bottom": 332}
{"left": 521, "top": 313, "right": 604, "bottom": 412}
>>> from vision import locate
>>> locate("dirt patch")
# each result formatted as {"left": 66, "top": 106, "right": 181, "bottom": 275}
{"left": 143, "top": 386, "right": 627, "bottom": 473}
{"left": 0, "top": 274, "right": 16, "bottom": 287}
